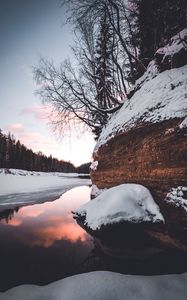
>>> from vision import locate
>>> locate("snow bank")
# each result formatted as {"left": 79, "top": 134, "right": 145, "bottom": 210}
{"left": 90, "top": 184, "right": 106, "bottom": 198}
{"left": 0, "top": 169, "right": 87, "bottom": 196}
{"left": 156, "top": 28, "right": 187, "bottom": 60}
{"left": 0, "top": 168, "right": 79, "bottom": 178}
{"left": 165, "top": 186, "right": 187, "bottom": 211}
{"left": 94, "top": 65, "right": 187, "bottom": 152}
{"left": 1, "top": 271, "right": 187, "bottom": 300}
{"left": 0, "top": 169, "right": 91, "bottom": 210}
{"left": 74, "top": 184, "right": 164, "bottom": 230}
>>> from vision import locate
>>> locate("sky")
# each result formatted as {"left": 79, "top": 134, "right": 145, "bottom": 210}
{"left": 0, "top": 0, "right": 95, "bottom": 166}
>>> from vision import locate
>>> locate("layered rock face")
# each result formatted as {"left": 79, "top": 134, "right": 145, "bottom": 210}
{"left": 91, "top": 119, "right": 187, "bottom": 249}
{"left": 90, "top": 30, "right": 187, "bottom": 251}
{"left": 92, "top": 118, "right": 187, "bottom": 191}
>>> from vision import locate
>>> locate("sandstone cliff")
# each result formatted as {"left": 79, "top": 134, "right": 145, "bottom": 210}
{"left": 90, "top": 29, "right": 187, "bottom": 251}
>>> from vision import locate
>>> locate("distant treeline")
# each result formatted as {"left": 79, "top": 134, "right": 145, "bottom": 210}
{"left": 0, "top": 129, "right": 90, "bottom": 173}
{"left": 76, "top": 162, "right": 91, "bottom": 174}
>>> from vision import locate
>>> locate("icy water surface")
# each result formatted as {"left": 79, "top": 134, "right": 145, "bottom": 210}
{"left": 0, "top": 186, "right": 93, "bottom": 291}
{"left": 1, "top": 185, "right": 187, "bottom": 292}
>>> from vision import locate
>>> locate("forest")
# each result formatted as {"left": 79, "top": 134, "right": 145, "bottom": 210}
{"left": 0, "top": 0, "right": 187, "bottom": 298}
{"left": 1, "top": 0, "right": 186, "bottom": 173}
{"left": 0, "top": 129, "right": 78, "bottom": 172}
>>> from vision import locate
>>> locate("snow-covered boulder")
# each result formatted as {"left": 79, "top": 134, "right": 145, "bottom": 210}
{"left": 165, "top": 186, "right": 187, "bottom": 212}
{"left": 74, "top": 184, "right": 164, "bottom": 231}
{"left": 1, "top": 271, "right": 187, "bottom": 300}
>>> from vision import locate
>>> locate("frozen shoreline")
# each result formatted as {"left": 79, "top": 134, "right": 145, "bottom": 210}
{"left": 0, "top": 169, "right": 91, "bottom": 211}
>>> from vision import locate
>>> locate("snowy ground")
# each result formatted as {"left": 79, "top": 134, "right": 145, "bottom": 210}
{"left": 0, "top": 169, "right": 91, "bottom": 211}
{"left": 1, "top": 271, "right": 187, "bottom": 300}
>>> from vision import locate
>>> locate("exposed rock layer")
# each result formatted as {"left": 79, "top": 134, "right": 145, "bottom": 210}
{"left": 92, "top": 119, "right": 187, "bottom": 191}
{"left": 91, "top": 118, "right": 187, "bottom": 251}
{"left": 89, "top": 30, "right": 187, "bottom": 252}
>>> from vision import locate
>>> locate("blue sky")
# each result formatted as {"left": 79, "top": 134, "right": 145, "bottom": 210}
{"left": 0, "top": 0, "right": 95, "bottom": 166}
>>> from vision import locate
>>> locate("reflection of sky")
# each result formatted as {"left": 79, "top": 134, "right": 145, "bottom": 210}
{"left": 0, "top": 187, "right": 93, "bottom": 291}
{"left": 0, "top": 0, "right": 95, "bottom": 166}
{"left": 0, "top": 186, "right": 93, "bottom": 291}
{"left": 1, "top": 186, "right": 91, "bottom": 247}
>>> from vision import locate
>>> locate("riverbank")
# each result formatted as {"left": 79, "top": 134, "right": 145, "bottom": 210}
{"left": 0, "top": 168, "right": 91, "bottom": 211}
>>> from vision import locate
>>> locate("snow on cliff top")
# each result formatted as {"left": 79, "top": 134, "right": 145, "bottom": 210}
{"left": 94, "top": 65, "right": 187, "bottom": 152}
{"left": 74, "top": 184, "right": 164, "bottom": 230}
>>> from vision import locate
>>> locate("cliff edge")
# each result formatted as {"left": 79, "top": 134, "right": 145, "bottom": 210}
{"left": 90, "top": 29, "right": 187, "bottom": 251}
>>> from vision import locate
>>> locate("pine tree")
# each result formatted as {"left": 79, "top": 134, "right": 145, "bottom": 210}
{"left": 95, "top": 10, "right": 114, "bottom": 110}
{"left": 0, "top": 129, "right": 76, "bottom": 172}
{"left": 92, "top": 9, "right": 117, "bottom": 137}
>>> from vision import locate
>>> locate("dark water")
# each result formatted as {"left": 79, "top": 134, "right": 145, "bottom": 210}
{"left": 1, "top": 185, "right": 187, "bottom": 292}
{"left": 0, "top": 186, "right": 93, "bottom": 292}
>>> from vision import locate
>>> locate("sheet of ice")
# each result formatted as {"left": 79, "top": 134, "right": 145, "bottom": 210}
{"left": 94, "top": 65, "right": 187, "bottom": 152}
{"left": 74, "top": 184, "right": 164, "bottom": 230}
{"left": 0, "top": 169, "right": 91, "bottom": 211}
{"left": 1, "top": 271, "right": 187, "bottom": 300}
{"left": 165, "top": 186, "right": 187, "bottom": 211}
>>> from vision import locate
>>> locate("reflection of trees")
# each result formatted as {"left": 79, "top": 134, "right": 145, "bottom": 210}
{"left": 0, "top": 206, "right": 20, "bottom": 223}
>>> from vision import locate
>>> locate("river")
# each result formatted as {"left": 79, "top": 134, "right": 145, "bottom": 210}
{"left": 0, "top": 183, "right": 187, "bottom": 292}
{"left": 0, "top": 185, "right": 93, "bottom": 291}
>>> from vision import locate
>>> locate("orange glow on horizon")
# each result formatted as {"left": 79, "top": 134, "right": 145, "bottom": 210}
{"left": 19, "top": 202, "right": 53, "bottom": 218}
{"left": 29, "top": 222, "right": 87, "bottom": 247}
{"left": 3, "top": 218, "right": 22, "bottom": 227}
{"left": 2, "top": 186, "right": 91, "bottom": 248}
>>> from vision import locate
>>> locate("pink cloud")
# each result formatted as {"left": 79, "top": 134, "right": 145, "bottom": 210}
{"left": 4, "top": 123, "right": 57, "bottom": 156}
{"left": 20, "top": 104, "right": 52, "bottom": 121}
{"left": 7, "top": 123, "right": 24, "bottom": 132}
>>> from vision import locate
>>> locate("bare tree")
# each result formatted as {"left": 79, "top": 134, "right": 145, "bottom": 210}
{"left": 62, "top": 0, "right": 146, "bottom": 81}
{"left": 34, "top": 0, "right": 145, "bottom": 138}
{"left": 34, "top": 56, "right": 122, "bottom": 137}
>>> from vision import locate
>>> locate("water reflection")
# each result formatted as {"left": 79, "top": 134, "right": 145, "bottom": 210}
{"left": 0, "top": 186, "right": 90, "bottom": 247}
{"left": 0, "top": 207, "right": 20, "bottom": 223}
{"left": 0, "top": 186, "right": 93, "bottom": 291}
{"left": 1, "top": 185, "right": 186, "bottom": 293}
